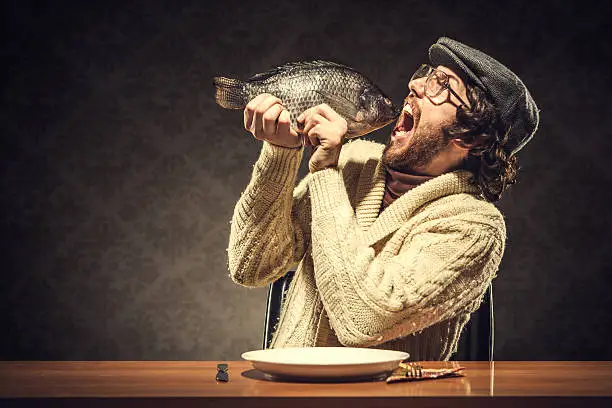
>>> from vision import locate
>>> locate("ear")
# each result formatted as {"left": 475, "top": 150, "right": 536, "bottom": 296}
{"left": 451, "top": 136, "right": 486, "bottom": 150}
{"left": 450, "top": 138, "right": 472, "bottom": 150}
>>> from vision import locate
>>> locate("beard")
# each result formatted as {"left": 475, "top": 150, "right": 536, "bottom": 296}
{"left": 382, "top": 122, "right": 451, "bottom": 174}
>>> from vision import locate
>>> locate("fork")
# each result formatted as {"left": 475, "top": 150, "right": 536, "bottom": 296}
{"left": 399, "top": 361, "right": 423, "bottom": 378}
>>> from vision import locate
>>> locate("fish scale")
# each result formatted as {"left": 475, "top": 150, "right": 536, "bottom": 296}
{"left": 214, "top": 60, "right": 400, "bottom": 138}
{"left": 246, "top": 68, "right": 366, "bottom": 129}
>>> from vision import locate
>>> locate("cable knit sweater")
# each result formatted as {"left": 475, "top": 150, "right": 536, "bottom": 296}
{"left": 228, "top": 139, "right": 506, "bottom": 361}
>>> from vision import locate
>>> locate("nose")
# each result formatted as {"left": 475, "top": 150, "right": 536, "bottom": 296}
{"left": 408, "top": 76, "right": 426, "bottom": 98}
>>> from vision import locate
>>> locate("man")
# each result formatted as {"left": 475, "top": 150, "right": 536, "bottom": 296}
{"left": 227, "top": 37, "right": 539, "bottom": 360}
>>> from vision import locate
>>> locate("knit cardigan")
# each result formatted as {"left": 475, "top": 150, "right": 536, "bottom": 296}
{"left": 228, "top": 139, "right": 506, "bottom": 361}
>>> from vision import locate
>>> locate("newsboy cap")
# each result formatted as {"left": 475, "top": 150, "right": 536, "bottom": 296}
{"left": 429, "top": 37, "right": 539, "bottom": 156}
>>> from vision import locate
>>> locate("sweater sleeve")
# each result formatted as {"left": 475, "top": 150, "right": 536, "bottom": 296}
{"left": 308, "top": 168, "right": 505, "bottom": 347}
{"left": 227, "top": 141, "right": 311, "bottom": 287}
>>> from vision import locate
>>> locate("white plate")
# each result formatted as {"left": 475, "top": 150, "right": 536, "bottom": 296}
{"left": 241, "top": 347, "right": 409, "bottom": 381}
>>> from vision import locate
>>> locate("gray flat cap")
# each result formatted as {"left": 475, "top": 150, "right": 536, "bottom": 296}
{"left": 429, "top": 37, "right": 539, "bottom": 156}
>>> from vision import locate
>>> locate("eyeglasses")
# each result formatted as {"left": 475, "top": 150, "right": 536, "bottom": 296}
{"left": 410, "top": 64, "right": 470, "bottom": 109}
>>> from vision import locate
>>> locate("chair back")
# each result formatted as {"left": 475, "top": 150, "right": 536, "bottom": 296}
{"left": 262, "top": 269, "right": 296, "bottom": 350}
{"left": 452, "top": 283, "right": 494, "bottom": 361}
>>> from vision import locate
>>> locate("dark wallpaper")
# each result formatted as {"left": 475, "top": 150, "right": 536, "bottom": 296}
{"left": 1, "top": 0, "right": 611, "bottom": 361}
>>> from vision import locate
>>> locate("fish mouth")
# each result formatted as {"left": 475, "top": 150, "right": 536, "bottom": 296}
{"left": 391, "top": 100, "right": 417, "bottom": 144}
{"left": 345, "top": 115, "right": 399, "bottom": 139}
{"left": 344, "top": 101, "right": 402, "bottom": 139}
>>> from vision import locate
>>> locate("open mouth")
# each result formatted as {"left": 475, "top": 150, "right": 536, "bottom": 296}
{"left": 392, "top": 102, "right": 416, "bottom": 142}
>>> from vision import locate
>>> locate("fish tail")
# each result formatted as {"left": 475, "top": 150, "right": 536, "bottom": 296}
{"left": 213, "top": 77, "right": 247, "bottom": 109}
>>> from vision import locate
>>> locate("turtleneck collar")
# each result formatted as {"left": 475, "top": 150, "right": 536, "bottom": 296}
{"left": 381, "top": 166, "right": 434, "bottom": 211}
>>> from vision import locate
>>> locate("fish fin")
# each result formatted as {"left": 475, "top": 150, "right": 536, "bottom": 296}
{"left": 247, "top": 62, "right": 307, "bottom": 82}
{"left": 248, "top": 60, "right": 358, "bottom": 82}
{"left": 213, "top": 77, "right": 247, "bottom": 109}
{"left": 305, "top": 60, "right": 357, "bottom": 71}
{"left": 314, "top": 90, "right": 360, "bottom": 121}
{"left": 275, "top": 60, "right": 356, "bottom": 72}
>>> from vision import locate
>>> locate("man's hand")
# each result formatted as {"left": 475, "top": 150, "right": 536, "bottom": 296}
{"left": 298, "top": 104, "right": 347, "bottom": 173}
{"left": 244, "top": 94, "right": 301, "bottom": 148}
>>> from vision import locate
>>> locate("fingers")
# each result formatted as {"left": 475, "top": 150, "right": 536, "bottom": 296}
{"left": 253, "top": 99, "right": 282, "bottom": 139}
{"left": 301, "top": 113, "right": 327, "bottom": 139}
{"left": 244, "top": 94, "right": 282, "bottom": 137}
{"left": 243, "top": 93, "right": 300, "bottom": 148}
{"left": 307, "top": 124, "right": 324, "bottom": 146}
{"left": 262, "top": 103, "right": 284, "bottom": 137}
{"left": 298, "top": 105, "right": 329, "bottom": 137}
{"left": 297, "top": 104, "right": 345, "bottom": 134}
{"left": 297, "top": 103, "right": 348, "bottom": 147}
{"left": 244, "top": 94, "right": 272, "bottom": 131}
{"left": 298, "top": 103, "right": 342, "bottom": 124}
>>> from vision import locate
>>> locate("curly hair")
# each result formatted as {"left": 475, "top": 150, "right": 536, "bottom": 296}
{"left": 443, "top": 84, "right": 518, "bottom": 202}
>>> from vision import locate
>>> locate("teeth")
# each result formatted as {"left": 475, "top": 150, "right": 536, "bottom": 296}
{"left": 403, "top": 103, "right": 413, "bottom": 116}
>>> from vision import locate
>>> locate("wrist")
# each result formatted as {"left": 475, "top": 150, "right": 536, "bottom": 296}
{"left": 267, "top": 133, "right": 304, "bottom": 149}
{"left": 309, "top": 161, "right": 338, "bottom": 173}
{"left": 308, "top": 146, "right": 341, "bottom": 173}
{"left": 267, "top": 140, "right": 303, "bottom": 149}
{"left": 257, "top": 142, "right": 304, "bottom": 184}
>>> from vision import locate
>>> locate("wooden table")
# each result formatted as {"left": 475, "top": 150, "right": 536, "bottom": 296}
{"left": 1, "top": 361, "right": 611, "bottom": 407}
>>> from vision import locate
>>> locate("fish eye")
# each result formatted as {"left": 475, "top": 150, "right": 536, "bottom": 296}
{"left": 384, "top": 98, "right": 392, "bottom": 106}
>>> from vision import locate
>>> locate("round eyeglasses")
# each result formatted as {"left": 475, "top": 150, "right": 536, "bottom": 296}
{"left": 410, "top": 64, "right": 470, "bottom": 109}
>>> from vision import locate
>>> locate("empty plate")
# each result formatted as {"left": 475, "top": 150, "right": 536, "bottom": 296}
{"left": 241, "top": 347, "right": 409, "bottom": 381}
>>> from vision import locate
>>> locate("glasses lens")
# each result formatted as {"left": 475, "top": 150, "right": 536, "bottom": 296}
{"left": 425, "top": 70, "right": 448, "bottom": 98}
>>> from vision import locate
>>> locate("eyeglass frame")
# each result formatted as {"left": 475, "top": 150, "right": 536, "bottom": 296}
{"left": 411, "top": 64, "right": 470, "bottom": 109}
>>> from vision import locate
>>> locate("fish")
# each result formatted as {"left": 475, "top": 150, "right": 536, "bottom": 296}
{"left": 213, "top": 60, "right": 400, "bottom": 138}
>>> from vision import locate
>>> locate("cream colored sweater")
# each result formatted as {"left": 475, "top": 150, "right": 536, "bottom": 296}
{"left": 228, "top": 139, "right": 506, "bottom": 361}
